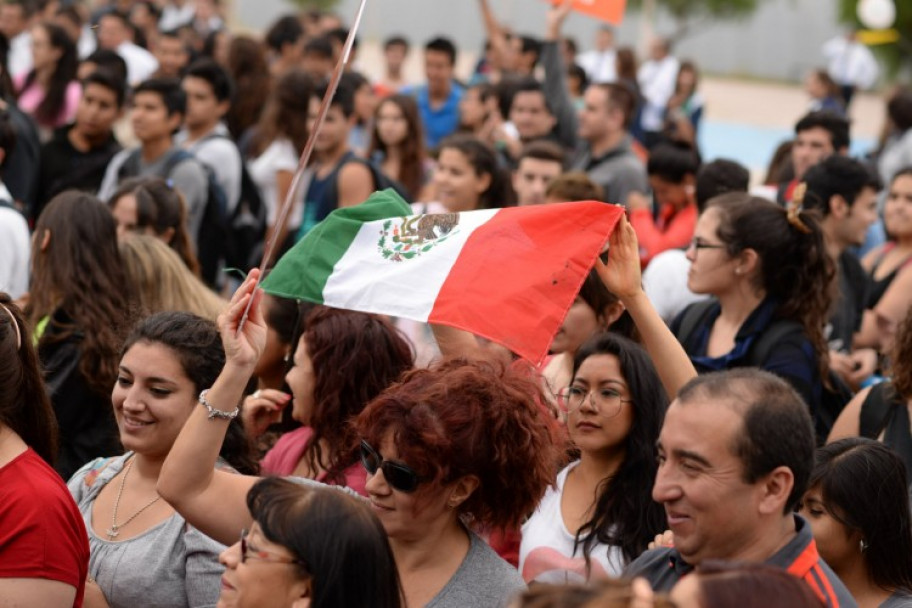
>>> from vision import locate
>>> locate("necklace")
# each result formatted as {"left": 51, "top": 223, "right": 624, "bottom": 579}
{"left": 106, "top": 456, "right": 161, "bottom": 540}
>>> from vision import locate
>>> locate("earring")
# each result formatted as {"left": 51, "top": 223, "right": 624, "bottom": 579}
{"left": 860, "top": 539, "right": 868, "bottom": 553}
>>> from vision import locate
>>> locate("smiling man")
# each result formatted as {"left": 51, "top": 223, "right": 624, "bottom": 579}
{"left": 626, "top": 369, "right": 857, "bottom": 608}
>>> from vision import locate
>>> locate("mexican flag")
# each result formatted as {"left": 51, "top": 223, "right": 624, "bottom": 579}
{"left": 261, "top": 190, "right": 624, "bottom": 363}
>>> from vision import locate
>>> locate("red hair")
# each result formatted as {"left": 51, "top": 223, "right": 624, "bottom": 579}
{"left": 355, "top": 358, "right": 559, "bottom": 530}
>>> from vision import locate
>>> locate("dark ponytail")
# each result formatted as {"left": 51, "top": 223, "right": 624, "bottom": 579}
{"left": 709, "top": 194, "right": 834, "bottom": 382}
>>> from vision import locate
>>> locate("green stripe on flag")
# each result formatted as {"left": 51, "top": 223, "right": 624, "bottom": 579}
{"left": 261, "top": 189, "right": 412, "bottom": 302}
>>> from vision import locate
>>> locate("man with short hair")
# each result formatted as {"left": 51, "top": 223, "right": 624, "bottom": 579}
{"left": 153, "top": 29, "right": 191, "bottom": 79}
{"left": 802, "top": 156, "right": 881, "bottom": 387}
{"left": 98, "top": 77, "right": 208, "bottom": 238}
{"left": 96, "top": 10, "right": 158, "bottom": 86}
{"left": 779, "top": 110, "right": 850, "bottom": 204}
{"left": 177, "top": 59, "right": 241, "bottom": 214}
{"left": 513, "top": 141, "right": 564, "bottom": 206}
{"left": 637, "top": 38, "right": 679, "bottom": 149}
{"left": 0, "top": 0, "right": 33, "bottom": 77}
{"left": 297, "top": 77, "right": 376, "bottom": 238}
{"left": 628, "top": 369, "right": 857, "bottom": 608}
{"left": 264, "top": 14, "right": 305, "bottom": 78}
{"left": 411, "top": 37, "right": 463, "bottom": 148}
{"left": 302, "top": 35, "right": 334, "bottom": 82}
{"left": 35, "top": 69, "right": 125, "bottom": 217}
{"left": 572, "top": 82, "right": 647, "bottom": 205}
{"left": 376, "top": 35, "right": 409, "bottom": 96}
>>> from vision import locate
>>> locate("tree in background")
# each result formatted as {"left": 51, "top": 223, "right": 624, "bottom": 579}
{"left": 627, "top": 0, "right": 760, "bottom": 42}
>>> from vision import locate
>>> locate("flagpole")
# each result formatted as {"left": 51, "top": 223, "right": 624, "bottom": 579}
{"left": 237, "top": 0, "right": 369, "bottom": 335}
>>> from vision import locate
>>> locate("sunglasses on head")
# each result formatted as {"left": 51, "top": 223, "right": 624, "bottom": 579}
{"left": 360, "top": 440, "right": 425, "bottom": 493}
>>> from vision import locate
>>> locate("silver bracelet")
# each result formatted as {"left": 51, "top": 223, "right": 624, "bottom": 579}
{"left": 199, "top": 389, "right": 239, "bottom": 421}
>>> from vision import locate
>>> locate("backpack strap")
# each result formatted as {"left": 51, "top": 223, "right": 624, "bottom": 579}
{"left": 674, "top": 300, "right": 717, "bottom": 351}
{"left": 116, "top": 149, "right": 143, "bottom": 180}
{"left": 161, "top": 149, "right": 196, "bottom": 177}
{"left": 859, "top": 382, "right": 895, "bottom": 439}
{"left": 745, "top": 318, "right": 804, "bottom": 367}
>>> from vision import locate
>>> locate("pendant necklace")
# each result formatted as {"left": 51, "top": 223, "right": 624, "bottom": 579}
{"left": 106, "top": 457, "right": 161, "bottom": 540}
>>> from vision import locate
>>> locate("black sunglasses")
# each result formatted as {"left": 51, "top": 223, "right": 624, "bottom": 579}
{"left": 360, "top": 440, "right": 425, "bottom": 493}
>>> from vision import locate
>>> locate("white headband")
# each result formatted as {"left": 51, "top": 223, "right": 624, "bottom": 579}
{"left": 1, "top": 304, "right": 21, "bottom": 350}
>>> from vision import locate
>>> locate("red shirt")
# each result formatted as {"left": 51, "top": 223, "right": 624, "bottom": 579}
{"left": 630, "top": 203, "right": 698, "bottom": 267}
{"left": 0, "top": 448, "right": 89, "bottom": 607}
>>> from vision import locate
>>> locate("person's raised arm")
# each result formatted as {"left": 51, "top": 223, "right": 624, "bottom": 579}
{"left": 158, "top": 271, "right": 267, "bottom": 546}
{"left": 542, "top": 0, "right": 578, "bottom": 150}
{"left": 595, "top": 214, "right": 698, "bottom": 398}
{"left": 477, "top": 0, "right": 512, "bottom": 74}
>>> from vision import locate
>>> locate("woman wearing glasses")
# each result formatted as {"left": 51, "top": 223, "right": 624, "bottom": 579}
{"left": 159, "top": 270, "right": 559, "bottom": 607}
{"left": 518, "top": 333, "right": 668, "bottom": 583}
{"left": 670, "top": 193, "right": 833, "bottom": 435}
{"left": 217, "top": 477, "right": 401, "bottom": 608}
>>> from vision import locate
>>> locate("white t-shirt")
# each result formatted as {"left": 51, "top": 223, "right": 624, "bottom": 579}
{"left": 519, "top": 461, "right": 624, "bottom": 584}
{"left": 577, "top": 49, "right": 617, "bottom": 84}
{"left": 0, "top": 196, "right": 30, "bottom": 299}
{"left": 247, "top": 138, "right": 302, "bottom": 229}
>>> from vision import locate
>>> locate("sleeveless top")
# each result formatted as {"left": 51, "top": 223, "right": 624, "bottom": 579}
{"left": 867, "top": 243, "right": 912, "bottom": 309}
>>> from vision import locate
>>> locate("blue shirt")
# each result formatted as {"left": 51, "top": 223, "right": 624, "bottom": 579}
{"left": 409, "top": 82, "right": 464, "bottom": 148}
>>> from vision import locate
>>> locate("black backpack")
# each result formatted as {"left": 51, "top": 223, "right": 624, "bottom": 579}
{"left": 324, "top": 153, "right": 412, "bottom": 206}
{"left": 118, "top": 148, "right": 229, "bottom": 288}
{"left": 196, "top": 133, "right": 267, "bottom": 270}
{"left": 675, "top": 300, "right": 854, "bottom": 442}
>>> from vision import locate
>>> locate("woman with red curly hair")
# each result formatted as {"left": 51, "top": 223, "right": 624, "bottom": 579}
{"left": 159, "top": 270, "right": 560, "bottom": 607}
{"left": 355, "top": 358, "right": 560, "bottom": 607}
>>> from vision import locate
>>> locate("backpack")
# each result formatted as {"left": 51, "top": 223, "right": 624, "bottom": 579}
{"left": 197, "top": 133, "right": 267, "bottom": 270}
{"left": 118, "top": 148, "right": 228, "bottom": 288}
{"left": 324, "top": 154, "right": 412, "bottom": 206}
{"left": 675, "top": 300, "right": 854, "bottom": 442}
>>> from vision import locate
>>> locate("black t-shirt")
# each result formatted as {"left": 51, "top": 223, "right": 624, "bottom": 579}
{"left": 34, "top": 124, "right": 121, "bottom": 220}
{"left": 827, "top": 250, "right": 869, "bottom": 352}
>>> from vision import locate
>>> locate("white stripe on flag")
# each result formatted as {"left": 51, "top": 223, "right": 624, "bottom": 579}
{"left": 322, "top": 209, "right": 499, "bottom": 322}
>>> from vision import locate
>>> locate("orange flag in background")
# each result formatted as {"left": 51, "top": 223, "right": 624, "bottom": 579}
{"left": 549, "top": 0, "right": 627, "bottom": 24}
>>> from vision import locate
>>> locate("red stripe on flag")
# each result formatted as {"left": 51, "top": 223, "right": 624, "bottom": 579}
{"left": 428, "top": 201, "right": 624, "bottom": 364}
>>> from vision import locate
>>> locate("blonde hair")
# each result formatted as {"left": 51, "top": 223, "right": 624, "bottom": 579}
{"left": 119, "top": 235, "right": 226, "bottom": 320}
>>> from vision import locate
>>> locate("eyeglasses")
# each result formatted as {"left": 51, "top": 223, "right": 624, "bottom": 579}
{"left": 558, "top": 386, "right": 631, "bottom": 417}
{"left": 239, "top": 529, "right": 305, "bottom": 567}
{"left": 360, "top": 440, "right": 425, "bottom": 493}
{"left": 687, "top": 237, "right": 726, "bottom": 252}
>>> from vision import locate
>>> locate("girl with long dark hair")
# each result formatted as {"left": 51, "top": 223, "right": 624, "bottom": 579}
{"left": 799, "top": 438, "right": 912, "bottom": 607}
{"left": 15, "top": 21, "right": 79, "bottom": 139}
{"left": 519, "top": 333, "right": 667, "bottom": 582}
{"left": 368, "top": 94, "right": 431, "bottom": 201}
{"left": 0, "top": 293, "right": 89, "bottom": 607}
{"left": 28, "top": 191, "right": 134, "bottom": 479}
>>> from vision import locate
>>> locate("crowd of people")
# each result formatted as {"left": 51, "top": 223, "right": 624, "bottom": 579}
{"left": 1, "top": 0, "right": 912, "bottom": 606}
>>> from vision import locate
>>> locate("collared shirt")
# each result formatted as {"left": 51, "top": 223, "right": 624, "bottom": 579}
{"left": 410, "top": 82, "right": 464, "bottom": 149}
{"left": 625, "top": 515, "right": 857, "bottom": 608}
